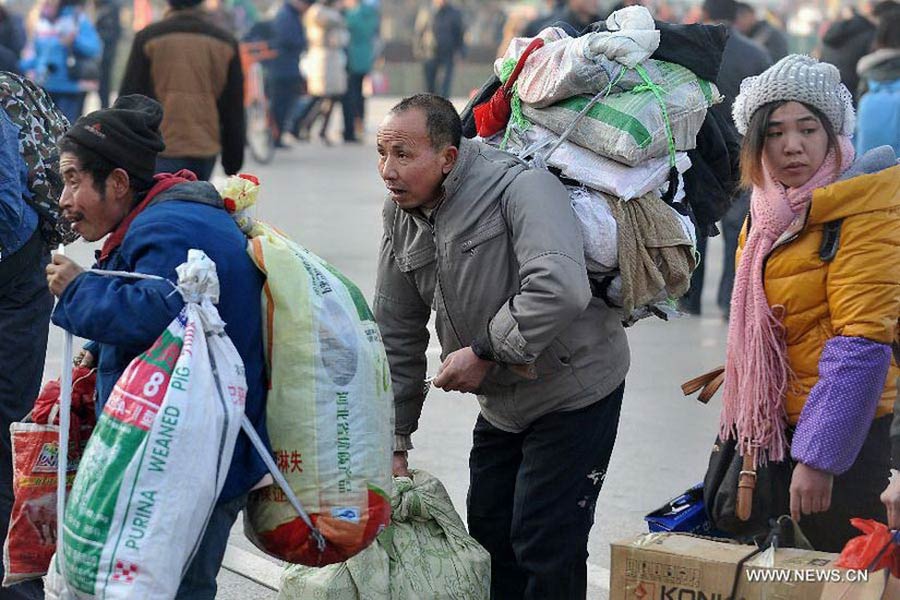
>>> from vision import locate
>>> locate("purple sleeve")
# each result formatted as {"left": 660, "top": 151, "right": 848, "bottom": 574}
{"left": 791, "top": 336, "right": 891, "bottom": 475}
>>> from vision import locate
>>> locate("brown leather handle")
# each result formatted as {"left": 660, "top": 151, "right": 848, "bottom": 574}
{"left": 698, "top": 371, "right": 725, "bottom": 404}
{"left": 682, "top": 366, "right": 725, "bottom": 403}
{"left": 736, "top": 451, "right": 757, "bottom": 522}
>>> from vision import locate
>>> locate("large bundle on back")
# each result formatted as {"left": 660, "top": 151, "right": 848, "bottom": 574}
{"left": 465, "top": 7, "right": 736, "bottom": 324}
{"left": 220, "top": 176, "right": 393, "bottom": 567}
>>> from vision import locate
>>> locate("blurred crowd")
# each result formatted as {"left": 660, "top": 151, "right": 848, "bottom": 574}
{"left": 244, "top": 0, "right": 382, "bottom": 146}
{"left": 0, "top": 0, "right": 382, "bottom": 144}
{"left": 0, "top": 0, "right": 895, "bottom": 151}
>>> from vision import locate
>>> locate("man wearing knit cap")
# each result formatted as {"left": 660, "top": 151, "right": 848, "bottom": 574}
{"left": 45, "top": 95, "right": 270, "bottom": 599}
{"left": 120, "top": 0, "right": 245, "bottom": 180}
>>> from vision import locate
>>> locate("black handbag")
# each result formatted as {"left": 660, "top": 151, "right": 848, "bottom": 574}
{"left": 66, "top": 50, "right": 100, "bottom": 82}
{"left": 703, "top": 435, "right": 794, "bottom": 540}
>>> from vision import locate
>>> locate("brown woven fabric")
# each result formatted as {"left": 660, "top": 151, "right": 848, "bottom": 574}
{"left": 607, "top": 192, "right": 696, "bottom": 313}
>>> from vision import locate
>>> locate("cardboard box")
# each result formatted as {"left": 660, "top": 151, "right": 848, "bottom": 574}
{"left": 610, "top": 533, "right": 887, "bottom": 600}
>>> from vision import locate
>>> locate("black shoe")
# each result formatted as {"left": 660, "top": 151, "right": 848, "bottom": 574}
{"left": 343, "top": 137, "right": 361, "bottom": 144}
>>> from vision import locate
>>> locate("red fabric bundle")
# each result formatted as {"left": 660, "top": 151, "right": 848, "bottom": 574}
{"left": 31, "top": 367, "right": 97, "bottom": 437}
{"left": 474, "top": 38, "right": 544, "bottom": 138}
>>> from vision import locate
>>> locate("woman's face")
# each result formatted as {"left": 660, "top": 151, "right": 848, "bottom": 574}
{"left": 762, "top": 101, "right": 830, "bottom": 189}
{"left": 41, "top": 0, "right": 60, "bottom": 18}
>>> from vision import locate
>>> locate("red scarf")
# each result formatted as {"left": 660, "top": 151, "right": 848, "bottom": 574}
{"left": 98, "top": 170, "right": 198, "bottom": 262}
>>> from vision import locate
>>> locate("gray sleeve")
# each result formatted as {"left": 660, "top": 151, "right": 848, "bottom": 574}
{"left": 373, "top": 205, "right": 431, "bottom": 448}
{"left": 487, "top": 169, "right": 591, "bottom": 364}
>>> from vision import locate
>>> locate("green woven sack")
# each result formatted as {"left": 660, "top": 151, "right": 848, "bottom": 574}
{"left": 278, "top": 543, "right": 389, "bottom": 600}
{"left": 279, "top": 470, "right": 491, "bottom": 600}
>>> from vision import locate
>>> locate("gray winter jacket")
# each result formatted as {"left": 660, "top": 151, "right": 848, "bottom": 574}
{"left": 374, "top": 139, "right": 630, "bottom": 449}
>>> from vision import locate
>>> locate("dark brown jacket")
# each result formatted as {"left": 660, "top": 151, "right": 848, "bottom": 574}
{"left": 120, "top": 8, "right": 244, "bottom": 174}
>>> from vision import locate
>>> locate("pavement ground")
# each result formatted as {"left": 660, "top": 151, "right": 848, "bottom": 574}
{"left": 43, "top": 97, "right": 732, "bottom": 599}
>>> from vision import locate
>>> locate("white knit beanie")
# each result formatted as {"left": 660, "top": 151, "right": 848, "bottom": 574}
{"left": 732, "top": 54, "right": 856, "bottom": 136}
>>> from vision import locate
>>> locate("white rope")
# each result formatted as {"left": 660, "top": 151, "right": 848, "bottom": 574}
{"left": 86, "top": 268, "right": 177, "bottom": 287}
{"left": 241, "top": 416, "right": 327, "bottom": 553}
{"left": 519, "top": 65, "right": 627, "bottom": 168}
{"left": 56, "top": 330, "right": 71, "bottom": 574}
{"left": 54, "top": 244, "right": 71, "bottom": 581}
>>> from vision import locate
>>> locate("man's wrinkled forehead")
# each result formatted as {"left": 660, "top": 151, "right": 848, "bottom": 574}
{"left": 377, "top": 110, "right": 430, "bottom": 149}
{"left": 59, "top": 152, "right": 82, "bottom": 177}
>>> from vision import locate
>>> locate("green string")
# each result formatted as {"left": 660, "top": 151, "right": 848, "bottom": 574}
{"left": 632, "top": 64, "right": 677, "bottom": 168}
{"left": 498, "top": 58, "right": 531, "bottom": 150}
{"left": 496, "top": 58, "right": 676, "bottom": 165}
{"left": 498, "top": 58, "right": 515, "bottom": 84}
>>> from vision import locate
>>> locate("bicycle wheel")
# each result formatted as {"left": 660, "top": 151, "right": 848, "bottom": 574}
{"left": 247, "top": 99, "right": 275, "bottom": 165}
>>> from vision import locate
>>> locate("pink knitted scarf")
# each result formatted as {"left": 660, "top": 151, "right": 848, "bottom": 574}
{"left": 720, "top": 136, "right": 855, "bottom": 465}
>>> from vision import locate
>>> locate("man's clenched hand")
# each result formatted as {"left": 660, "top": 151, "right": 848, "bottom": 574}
{"left": 46, "top": 254, "right": 83, "bottom": 297}
{"left": 432, "top": 347, "right": 492, "bottom": 393}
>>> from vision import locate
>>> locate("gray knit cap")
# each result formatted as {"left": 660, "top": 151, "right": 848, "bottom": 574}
{"left": 732, "top": 54, "right": 855, "bottom": 136}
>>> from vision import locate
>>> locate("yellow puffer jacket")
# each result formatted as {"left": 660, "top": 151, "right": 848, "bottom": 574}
{"left": 737, "top": 164, "right": 900, "bottom": 425}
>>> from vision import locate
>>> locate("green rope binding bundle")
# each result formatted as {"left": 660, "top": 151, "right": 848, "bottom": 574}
{"left": 632, "top": 64, "right": 678, "bottom": 169}
{"left": 497, "top": 54, "right": 681, "bottom": 171}
{"left": 498, "top": 58, "right": 532, "bottom": 149}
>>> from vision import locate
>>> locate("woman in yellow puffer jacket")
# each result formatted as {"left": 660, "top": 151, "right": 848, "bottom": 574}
{"left": 721, "top": 54, "right": 900, "bottom": 552}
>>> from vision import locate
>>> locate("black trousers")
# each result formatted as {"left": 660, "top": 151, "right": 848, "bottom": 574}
{"left": 265, "top": 76, "right": 305, "bottom": 136}
{"left": 423, "top": 53, "right": 455, "bottom": 97}
{"left": 468, "top": 381, "right": 625, "bottom": 600}
{"left": 716, "top": 191, "right": 750, "bottom": 317}
{"left": 98, "top": 36, "right": 119, "bottom": 109}
{"left": 681, "top": 232, "right": 707, "bottom": 315}
{"left": 0, "top": 247, "right": 51, "bottom": 599}
{"left": 342, "top": 72, "right": 365, "bottom": 141}
{"left": 798, "top": 415, "right": 890, "bottom": 552}
{"left": 155, "top": 156, "right": 217, "bottom": 181}
{"left": 295, "top": 96, "right": 340, "bottom": 139}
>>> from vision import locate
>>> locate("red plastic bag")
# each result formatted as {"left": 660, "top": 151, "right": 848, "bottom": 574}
{"left": 1, "top": 370, "right": 95, "bottom": 586}
{"left": 836, "top": 518, "right": 900, "bottom": 577}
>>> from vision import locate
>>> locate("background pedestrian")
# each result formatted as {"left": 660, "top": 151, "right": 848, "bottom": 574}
{"left": 21, "top": 0, "right": 101, "bottom": 122}
{"left": 413, "top": 0, "right": 464, "bottom": 97}
{"left": 341, "top": 0, "right": 379, "bottom": 143}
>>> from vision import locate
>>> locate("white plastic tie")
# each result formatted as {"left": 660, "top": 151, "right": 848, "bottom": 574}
{"left": 175, "top": 249, "right": 220, "bottom": 305}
